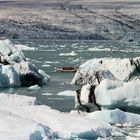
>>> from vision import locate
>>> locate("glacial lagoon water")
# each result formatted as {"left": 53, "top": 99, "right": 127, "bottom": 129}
{"left": 1, "top": 40, "right": 140, "bottom": 112}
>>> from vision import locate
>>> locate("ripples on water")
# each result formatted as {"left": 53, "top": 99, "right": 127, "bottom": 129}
{"left": 1, "top": 40, "right": 140, "bottom": 112}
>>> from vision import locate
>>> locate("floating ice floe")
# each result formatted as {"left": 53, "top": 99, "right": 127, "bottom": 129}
{"left": 42, "top": 93, "right": 52, "bottom": 96}
{"left": 42, "top": 64, "right": 51, "bottom": 67}
{"left": 59, "top": 45, "right": 66, "bottom": 48}
{"left": 0, "top": 93, "right": 124, "bottom": 139}
{"left": 45, "top": 61, "right": 59, "bottom": 64}
{"left": 57, "top": 90, "right": 76, "bottom": 96}
{"left": 88, "top": 47, "right": 113, "bottom": 52}
{"left": 0, "top": 39, "right": 49, "bottom": 87}
{"left": 71, "top": 57, "right": 140, "bottom": 85}
{"left": 15, "top": 44, "right": 35, "bottom": 51}
{"left": 72, "top": 58, "right": 80, "bottom": 63}
{"left": 59, "top": 51, "right": 77, "bottom": 56}
{"left": 28, "top": 84, "right": 41, "bottom": 90}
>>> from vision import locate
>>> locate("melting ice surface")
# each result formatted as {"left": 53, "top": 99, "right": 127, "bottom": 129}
{"left": 1, "top": 40, "right": 140, "bottom": 139}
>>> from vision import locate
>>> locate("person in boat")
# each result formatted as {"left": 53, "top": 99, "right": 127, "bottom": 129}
{"left": 62, "top": 66, "right": 75, "bottom": 70}
{"left": 55, "top": 66, "right": 77, "bottom": 72}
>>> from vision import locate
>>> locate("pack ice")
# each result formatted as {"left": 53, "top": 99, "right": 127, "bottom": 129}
{"left": 0, "top": 93, "right": 124, "bottom": 140}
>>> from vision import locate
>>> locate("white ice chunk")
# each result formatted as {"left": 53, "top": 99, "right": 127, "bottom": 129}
{"left": 42, "top": 93, "right": 52, "bottom": 96}
{"left": 42, "top": 64, "right": 51, "bottom": 67}
{"left": 0, "top": 39, "right": 49, "bottom": 87}
{"left": 15, "top": 44, "right": 35, "bottom": 51}
{"left": 28, "top": 85, "right": 41, "bottom": 90}
{"left": 95, "top": 79, "right": 140, "bottom": 113}
{"left": 59, "top": 51, "right": 77, "bottom": 56}
{"left": 57, "top": 90, "right": 76, "bottom": 96}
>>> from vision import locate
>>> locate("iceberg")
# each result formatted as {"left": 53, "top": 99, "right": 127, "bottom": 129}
{"left": 75, "top": 79, "right": 140, "bottom": 114}
{"left": 0, "top": 39, "right": 49, "bottom": 87}
{"left": 95, "top": 79, "right": 140, "bottom": 113}
{"left": 71, "top": 57, "right": 140, "bottom": 85}
{"left": 73, "top": 79, "right": 140, "bottom": 138}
